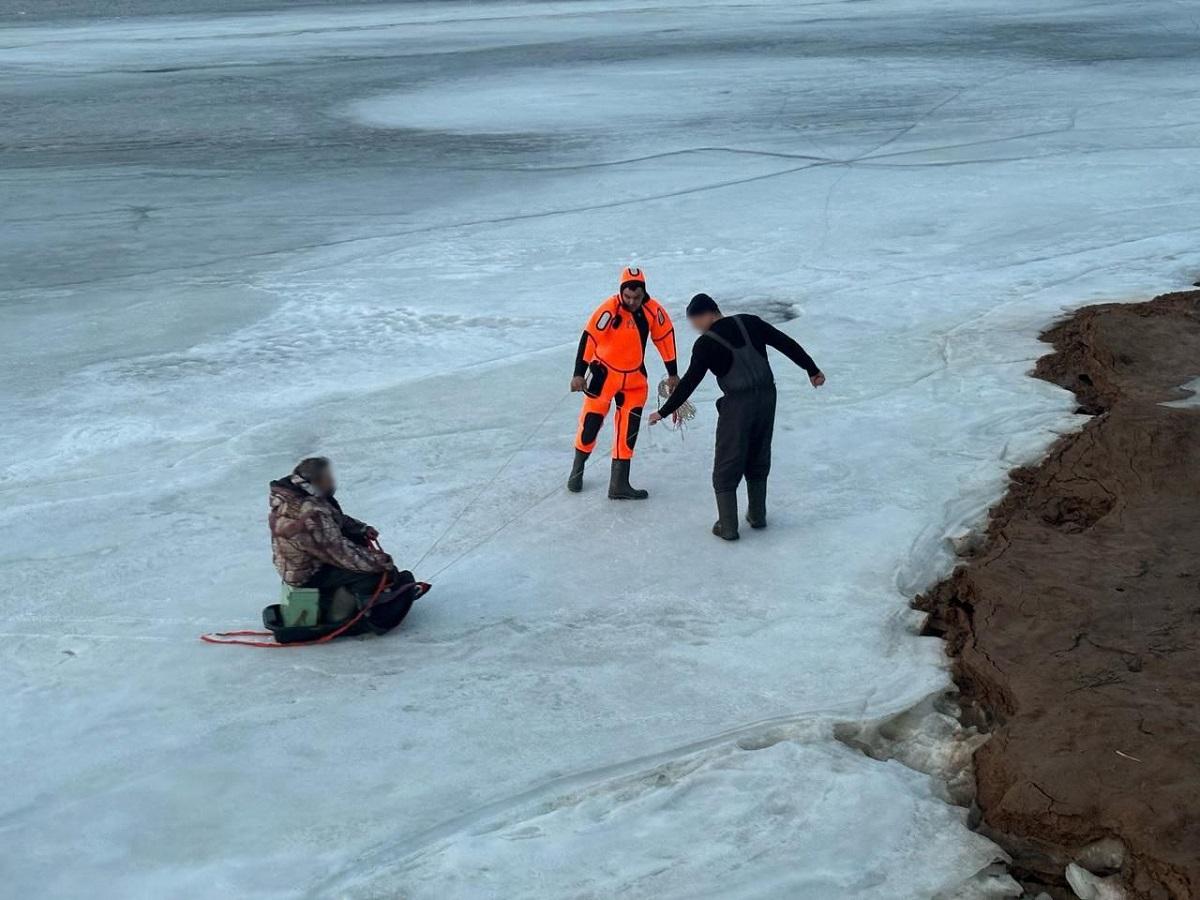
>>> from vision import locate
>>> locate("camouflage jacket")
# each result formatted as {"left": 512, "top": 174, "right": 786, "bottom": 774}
{"left": 268, "top": 475, "right": 389, "bottom": 586}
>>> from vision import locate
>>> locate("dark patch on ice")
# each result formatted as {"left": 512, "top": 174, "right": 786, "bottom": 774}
{"left": 722, "top": 299, "right": 801, "bottom": 324}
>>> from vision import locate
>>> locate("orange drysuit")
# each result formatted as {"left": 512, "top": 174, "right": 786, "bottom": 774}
{"left": 573, "top": 268, "right": 677, "bottom": 460}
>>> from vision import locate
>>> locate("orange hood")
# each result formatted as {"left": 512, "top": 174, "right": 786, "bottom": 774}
{"left": 619, "top": 266, "right": 646, "bottom": 291}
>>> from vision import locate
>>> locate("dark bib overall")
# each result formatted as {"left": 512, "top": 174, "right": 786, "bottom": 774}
{"left": 704, "top": 315, "right": 778, "bottom": 492}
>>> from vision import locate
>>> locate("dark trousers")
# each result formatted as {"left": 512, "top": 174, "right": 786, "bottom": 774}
{"left": 305, "top": 564, "right": 383, "bottom": 596}
{"left": 304, "top": 564, "right": 412, "bottom": 624}
{"left": 713, "top": 387, "right": 777, "bottom": 492}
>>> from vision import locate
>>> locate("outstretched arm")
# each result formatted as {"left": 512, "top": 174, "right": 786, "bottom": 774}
{"left": 760, "top": 320, "right": 822, "bottom": 379}
{"left": 654, "top": 339, "right": 711, "bottom": 419}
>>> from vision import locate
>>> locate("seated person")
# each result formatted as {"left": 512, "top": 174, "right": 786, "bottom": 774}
{"left": 269, "top": 456, "right": 413, "bottom": 624}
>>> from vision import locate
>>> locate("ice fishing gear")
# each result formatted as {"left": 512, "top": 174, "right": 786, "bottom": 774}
{"left": 712, "top": 491, "right": 740, "bottom": 541}
{"left": 200, "top": 576, "right": 428, "bottom": 648}
{"left": 746, "top": 480, "right": 768, "bottom": 529}
{"left": 567, "top": 448, "right": 589, "bottom": 493}
{"left": 657, "top": 376, "right": 695, "bottom": 430}
{"left": 260, "top": 578, "right": 428, "bottom": 644}
{"left": 201, "top": 539, "right": 430, "bottom": 648}
{"left": 608, "top": 458, "right": 648, "bottom": 500}
{"left": 279, "top": 584, "right": 320, "bottom": 626}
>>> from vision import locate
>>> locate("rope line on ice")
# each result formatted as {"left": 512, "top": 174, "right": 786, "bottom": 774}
{"left": 423, "top": 380, "right": 695, "bottom": 581}
{"left": 426, "top": 480, "right": 562, "bottom": 582}
{"left": 411, "top": 390, "right": 571, "bottom": 575}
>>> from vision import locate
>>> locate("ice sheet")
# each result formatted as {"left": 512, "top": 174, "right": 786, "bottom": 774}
{"left": 3, "top": 1, "right": 1199, "bottom": 897}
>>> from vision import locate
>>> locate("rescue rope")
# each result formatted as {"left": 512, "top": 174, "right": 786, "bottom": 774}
{"left": 426, "top": 479, "right": 562, "bottom": 581}
{"left": 658, "top": 376, "right": 696, "bottom": 432}
{"left": 411, "top": 391, "right": 570, "bottom": 574}
{"left": 199, "top": 539, "right": 408, "bottom": 648}
{"left": 422, "top": 377, "right": 688, "bottom": 580}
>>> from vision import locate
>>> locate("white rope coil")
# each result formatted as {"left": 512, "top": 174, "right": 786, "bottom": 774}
{"left": 658, "top": 376, "right": 696, "bottom": 430}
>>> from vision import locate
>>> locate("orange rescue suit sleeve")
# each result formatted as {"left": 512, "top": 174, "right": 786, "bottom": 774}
{"left": 646, "top": 299, "right": 678, "bottom": 376}
{"left": 573, "top": 299, "right": 617, "bottom": 377}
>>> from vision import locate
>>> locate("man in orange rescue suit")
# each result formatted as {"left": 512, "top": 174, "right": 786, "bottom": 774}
{"left": 568, "top": 266, "right": 679, "bottom": 499}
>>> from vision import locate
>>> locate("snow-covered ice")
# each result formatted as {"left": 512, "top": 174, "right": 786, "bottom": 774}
{"left": 3, "top": 1, "right": 1199, "bottom": 897}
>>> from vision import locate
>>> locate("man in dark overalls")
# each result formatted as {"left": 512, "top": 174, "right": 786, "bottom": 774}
{"left": 650, "top": 294, "right": 825, "bottom": 540}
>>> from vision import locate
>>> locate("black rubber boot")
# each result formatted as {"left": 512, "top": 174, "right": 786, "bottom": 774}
{"left": 567, "top": 449, "right": 590, "bottom": 493}
{"left": 746, "top": 480, "right": 768, "bottom": 529}
{"left": 712, "top": 491, "right": 740, "bottom": 541}
{"left": 608, "top": 459, "right": 649, "bottom": 500}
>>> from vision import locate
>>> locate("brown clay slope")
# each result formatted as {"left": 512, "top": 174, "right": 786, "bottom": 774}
{"left": 917, "top": 291, "right": 1200, "bottom": 899}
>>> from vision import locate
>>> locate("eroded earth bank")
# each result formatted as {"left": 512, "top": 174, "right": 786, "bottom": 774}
{"left": 918, "top": 290, "right": 1200, "bottom": 900}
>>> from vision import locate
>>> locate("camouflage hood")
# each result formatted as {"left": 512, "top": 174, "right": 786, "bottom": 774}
{"left": 268, "top": 475, "right": 388, "bottom": 586}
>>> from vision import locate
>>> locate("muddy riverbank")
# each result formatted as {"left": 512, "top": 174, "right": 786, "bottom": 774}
{"left": 918, "top": 290, "right": 1200, "bottom": 899}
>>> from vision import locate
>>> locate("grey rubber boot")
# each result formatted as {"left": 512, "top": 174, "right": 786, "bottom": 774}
{"left": 746, "top": 480, "right": 768, "bottom": 529}
{"left": 567, "top": 449, "right": 590, "bottom": 493}
{"left": 608, "top": 459, "right": 649, "bottom": 500}
{"left": 712, "top": 491, "right": 741, "bottom": 540}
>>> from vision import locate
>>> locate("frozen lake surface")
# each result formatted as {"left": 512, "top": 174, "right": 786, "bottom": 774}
{"left": 3, "top": 1, "right": 1199, "bottom": 897}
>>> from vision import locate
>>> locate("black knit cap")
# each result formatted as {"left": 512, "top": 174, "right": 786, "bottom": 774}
{"left": 686, "top": 293, "right": 720, "bottom": 317}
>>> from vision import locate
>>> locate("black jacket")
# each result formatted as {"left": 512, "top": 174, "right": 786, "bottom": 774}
{"left": 658, "top": 314, "right": 820, "bottom": 417}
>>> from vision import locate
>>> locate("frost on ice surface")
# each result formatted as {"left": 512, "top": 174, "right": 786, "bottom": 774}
{"left": 3, "top": 0, "right": 1200, "bottom": 897}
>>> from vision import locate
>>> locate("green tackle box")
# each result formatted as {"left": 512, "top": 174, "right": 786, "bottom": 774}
{"left": 280, "top": 585, "right": 320, "bottom": 627}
